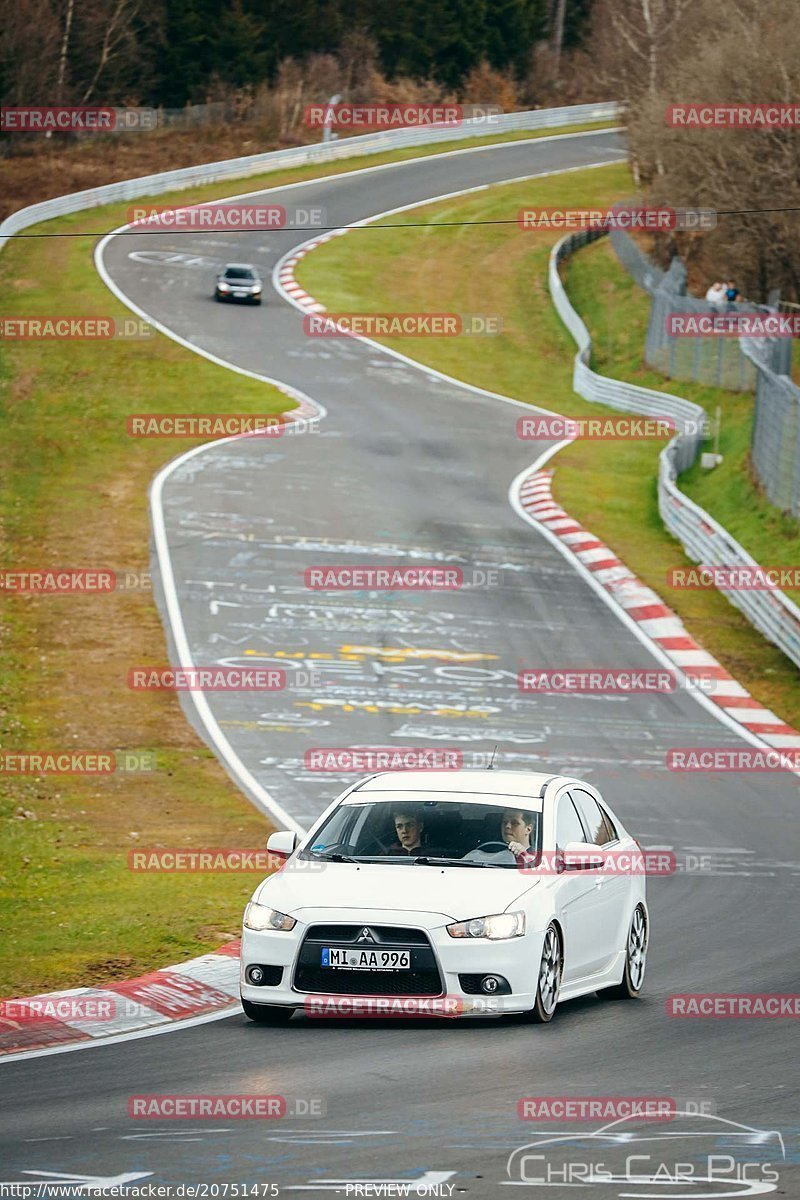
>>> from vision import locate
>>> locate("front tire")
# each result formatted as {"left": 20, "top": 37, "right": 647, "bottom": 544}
{"left": 601, "top": 903, "right": 648, "bottom": 1000}
{"left": 521, "top": 923, "right": 562, "bottom": 1023}
{"left": 241, "top": 997, "right": 294, "bottom": 1025}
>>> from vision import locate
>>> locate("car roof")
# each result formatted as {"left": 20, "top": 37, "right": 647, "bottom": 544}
{"left": 352, "top": 769, "right": 562, "bottom": 800}
{"left": 223, "top": 262, "right": 257, "bottom": 270}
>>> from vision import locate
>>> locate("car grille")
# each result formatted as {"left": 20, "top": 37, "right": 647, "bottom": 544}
{"left": 304, "top": 924, "right": 429, "bottom": 945}
{"left": 294, "top": 925, "right": 442, "bottom": 996}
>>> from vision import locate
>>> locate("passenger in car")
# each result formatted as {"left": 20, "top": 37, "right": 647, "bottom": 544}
{"left": 386, "top": 808, "right": 427, "bottom": 856}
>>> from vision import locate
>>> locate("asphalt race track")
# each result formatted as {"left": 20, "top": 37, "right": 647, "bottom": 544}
{"left": 1, "top": 130, "right": 798, "bottom": 1197}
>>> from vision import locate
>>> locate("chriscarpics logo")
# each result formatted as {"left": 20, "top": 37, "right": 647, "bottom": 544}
{"left": 505, "top": 1111, "right": 786, "bottom": 1196}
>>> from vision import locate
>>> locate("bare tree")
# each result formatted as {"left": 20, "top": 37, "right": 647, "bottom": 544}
{"left": 551, "top": 0, "right": 566, "bottom": 74}
{"left": 78, "top": 0, "right": 143, "bottom": 104}
{"left": 0, "top": 0, "right": 60, "bottom": 105}
{"left": 590, "top": 0, "right": 695, "bottom": 104}
{"left": 56, "top": 0, "right": 75, "bottom": 103}
{"left": 626, "top": 0, "right": 800, "bottom": 302}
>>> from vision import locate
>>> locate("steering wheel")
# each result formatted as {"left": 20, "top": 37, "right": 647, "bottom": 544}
{"left": 474, "top": 841, "right": 512, "bottom": 854}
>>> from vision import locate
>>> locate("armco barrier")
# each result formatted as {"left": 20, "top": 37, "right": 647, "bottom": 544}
{"left": 0, "top": 102, "right": 619, "bottom": 250}
{"left": 550, "top": 228, "right": 800, "bottom": 671}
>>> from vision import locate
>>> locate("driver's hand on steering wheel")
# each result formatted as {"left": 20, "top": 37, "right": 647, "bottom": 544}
{"left": 507, "top": 840, "right": 527, "bottom": 857}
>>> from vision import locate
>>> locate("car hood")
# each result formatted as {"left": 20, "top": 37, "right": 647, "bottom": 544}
{"left": 256, "top": 861, "right": 539, "bottom": 923}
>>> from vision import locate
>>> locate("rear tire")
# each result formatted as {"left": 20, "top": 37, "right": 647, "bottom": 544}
{"left": 601, "top": 904, "right": 648, "bottom": 1000}
{"left": 241, "top": 997, "right": 294, "bottom": 1024}
{"left": 521, "top": 923, "right": 562, "bottom": 1023}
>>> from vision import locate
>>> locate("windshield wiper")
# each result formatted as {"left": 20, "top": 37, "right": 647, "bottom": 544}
{"left": 413, "top": 856, "right": 490, "bottom": 868}
{"left": 313, "top": 852, "right": 360, "bottom": 863}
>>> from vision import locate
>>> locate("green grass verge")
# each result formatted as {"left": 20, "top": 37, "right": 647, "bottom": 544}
{"left": 296, "top": 162, "right": 800, "bottom": 728}
{"left": 0, "top": 206, "right": 290, "bottom": 997}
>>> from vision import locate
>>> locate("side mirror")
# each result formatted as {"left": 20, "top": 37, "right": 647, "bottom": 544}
{"left": 562, "top": 841, "right": 605, "bottom": 871}
{"left": 267, "top": 830, "right": 298, "bottom": 861}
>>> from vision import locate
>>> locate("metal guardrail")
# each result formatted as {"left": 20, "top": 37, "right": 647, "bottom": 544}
{"left": 0, "top": 102, "right": 620, "bottom": 250}
{"left": 550, "top": 228, "right": 800, "bottom": 671}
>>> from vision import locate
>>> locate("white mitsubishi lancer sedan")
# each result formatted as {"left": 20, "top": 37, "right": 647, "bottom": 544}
{"left": 240, "top": 770, "right": 648, "bottom": 1025}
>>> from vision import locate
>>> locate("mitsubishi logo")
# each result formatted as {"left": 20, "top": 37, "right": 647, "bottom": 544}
{"left": 357, "top": 927, "right": 376, "bottom": 943}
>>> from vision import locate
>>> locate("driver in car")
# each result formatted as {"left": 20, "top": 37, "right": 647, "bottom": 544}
{"left": 501, "top": 809, "right": 536, "bottom": 859}
{"left": 464, "top": 808, "right": 537, "bottom": 863}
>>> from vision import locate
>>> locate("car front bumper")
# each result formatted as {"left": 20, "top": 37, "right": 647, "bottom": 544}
{"left": 240, "top": 907, "right": 543, "bottom": 1017}
{"left": 215, "top": 289, "right": 261, "bottom": 302}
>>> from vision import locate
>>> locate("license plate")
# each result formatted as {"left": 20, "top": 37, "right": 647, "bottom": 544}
{"left": 233, "top": 291, "right": 246, "bottom": 298}
{"left": 321, "top": 947, "right": 411, "bottom": 971}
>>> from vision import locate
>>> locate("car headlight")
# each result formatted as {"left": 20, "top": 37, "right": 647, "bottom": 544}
{"left": 217, "top": 282, "right": 230, "bottom": 291}
{"left": 243, "top": 902, "right": 296, "bottom": 932}
{"left": 252, "top": 286, "right": 262, "bottom": 293}
{"left": 447, "top": 911, "right": 525, "bottom": 939}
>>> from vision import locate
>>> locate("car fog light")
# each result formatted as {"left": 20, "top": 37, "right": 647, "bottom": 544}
{"left": 482, "top": 975, "right": 501, "bottom": 994}
{"left": 248, "top": 965, "right": 264, "bottom": 984}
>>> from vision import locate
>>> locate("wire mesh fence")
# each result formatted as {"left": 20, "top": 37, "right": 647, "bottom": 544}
{"left": 743, "top": 340, "right": 800, "bottom": 516}
{"left": 609, "top": 228, "right": 800, "bottom": 517}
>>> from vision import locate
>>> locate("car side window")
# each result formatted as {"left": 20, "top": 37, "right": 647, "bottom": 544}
{"left": 598, "top": 803, "right": 618, "bottom": 844}
{"left": 570, "top": 789, "right": 613, "bottom": 846}
{"left": 556, "top": 794, "right": 586, "bottom": 851}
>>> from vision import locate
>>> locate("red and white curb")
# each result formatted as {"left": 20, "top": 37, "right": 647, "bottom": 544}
{"left": 517, "top": 468, "right": 800, "bottom": 750}
{"left": 276, "top": 231, "right": 346, "bottom": 312}
{"left": 0, "top": 940, "right": 241, "bottom": 1056}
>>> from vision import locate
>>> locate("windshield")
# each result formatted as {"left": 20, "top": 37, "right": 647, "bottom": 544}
{"left": 300, "top": 798, "right": 542, "bottom": 868}
{"left": 225, "top": 267, "right": 256, "bottom": 280}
